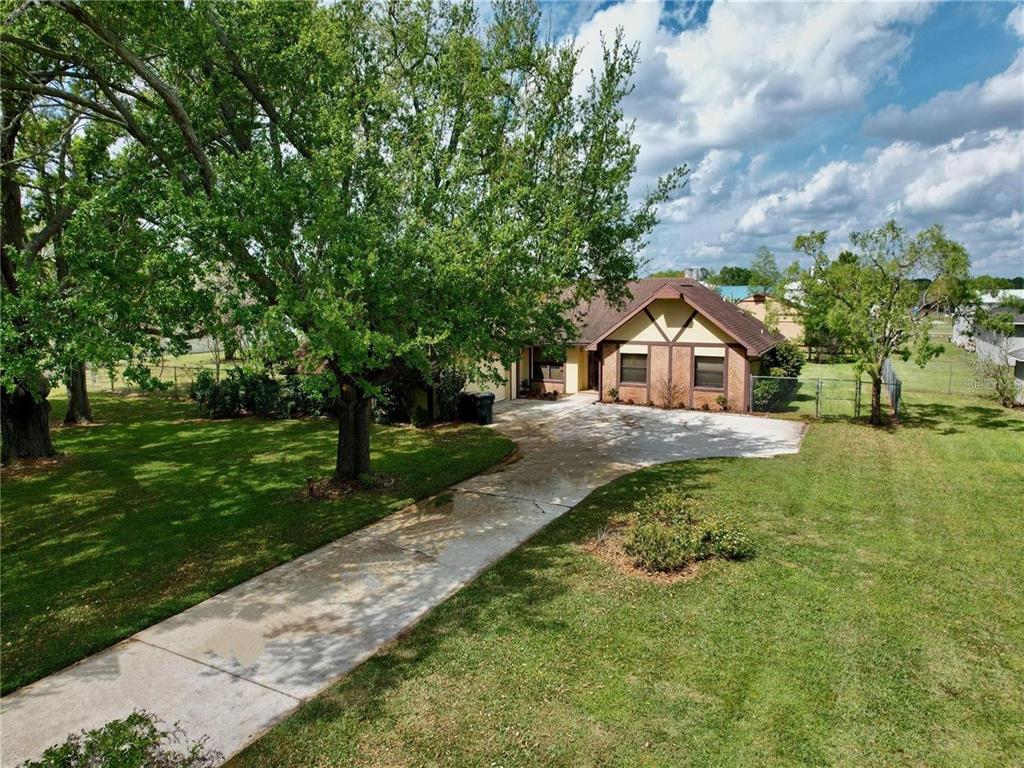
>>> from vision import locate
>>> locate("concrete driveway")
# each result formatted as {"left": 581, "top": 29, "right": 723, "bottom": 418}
{"left": 0, "top": 394, "right": 803, "bottom": 765}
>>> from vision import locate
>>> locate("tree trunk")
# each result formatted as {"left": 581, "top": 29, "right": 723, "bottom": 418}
{"left": 334, "top": 385, "right": 371, "bottom": 483}
{"left": 64, "top": 361, "right": 93, "bottom": 425}
{"left": 1, "top": 377, "right": 55, "bottom": 464}
{"left": 869, "top": 375, "right": 883, "bottom": 426}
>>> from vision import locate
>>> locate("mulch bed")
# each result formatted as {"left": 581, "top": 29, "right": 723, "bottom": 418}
{"left": 581, "top": 523, "right": 703, "bottom": 585}
{"left": 301, "top": 473, "right": 398, "bottom": 501}
{"left": 0, "top": 453, "right": 73, "bottom": 479}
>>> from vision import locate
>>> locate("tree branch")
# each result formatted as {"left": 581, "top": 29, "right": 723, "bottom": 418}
{"left": 54, "top": 0, "right": 216, "bottom": 196}
{"left": 204, "top": 8, "right": 310, "bottom": 159}
{"left": 26, "top": 203, "right": 77, "bottom": 256}
{"left": 0, "top": 79, "right": 127, "bottom": 125}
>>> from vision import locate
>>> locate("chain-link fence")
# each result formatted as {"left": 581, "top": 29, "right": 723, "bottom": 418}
{"left": 881, "top": 358, "right": 902, "bottom": 415}
{"left": 751, "top": 375, "right": 866, "bottom": 418}
{"left": 86, "top": 362, "right": 220, "bottom": 399}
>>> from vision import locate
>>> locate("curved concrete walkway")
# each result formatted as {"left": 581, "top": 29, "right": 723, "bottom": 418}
{"left": 0, "top": 393, "right": 804, "bottom": 765}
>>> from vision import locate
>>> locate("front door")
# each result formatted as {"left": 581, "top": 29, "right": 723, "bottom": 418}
{"left": 587, "top": 351, "right": 599, "bottom": 390}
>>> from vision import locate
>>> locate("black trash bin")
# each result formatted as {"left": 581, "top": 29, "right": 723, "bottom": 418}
{"left": 459, "top": 392, "right": 495, "bottom": 425}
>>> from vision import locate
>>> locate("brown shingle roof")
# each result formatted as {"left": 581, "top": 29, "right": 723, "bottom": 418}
{"left": 572, "top": 278, "right": 784, "bottom": 357}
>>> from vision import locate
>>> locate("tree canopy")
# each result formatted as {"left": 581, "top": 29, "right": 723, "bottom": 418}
{"left": 794, "top": 220, "right": 972, "bottom": 424}
{"left": 2, "top": 0, "right": 684, "bottom": 476}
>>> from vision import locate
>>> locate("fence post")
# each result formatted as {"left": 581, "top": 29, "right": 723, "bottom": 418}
{"left": 854, "top": 378, "right": 861, "bottom": 419}
{"left": 815, "top": 378, "right": 822, "bottom": 418}
{"left": 173, "top": 367, "right": 179, "bottom": 399}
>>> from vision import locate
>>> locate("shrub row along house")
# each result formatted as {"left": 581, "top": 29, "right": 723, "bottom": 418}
{"left": 468, "top": 279, "right": 783, "bottom": 412}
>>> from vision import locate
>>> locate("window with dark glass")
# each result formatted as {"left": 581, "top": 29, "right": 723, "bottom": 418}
{"left": 619, "top": 353, "right": 647, "bottom": 384}
{"left": 694, "top": 355, "right": 724, "bottom": 388}
{"left": 532, "top": 348, "right": 565, "bottom": 381}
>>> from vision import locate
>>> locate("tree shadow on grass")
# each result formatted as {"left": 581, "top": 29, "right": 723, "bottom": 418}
{"left": 901, "top": 402, "right": 1024, "bottom": 435}
{"left": 231, "top": 459, "right": 721, "bottom": 764}
{"left": 1, "top": 393, "right": 512, "bottom": 695}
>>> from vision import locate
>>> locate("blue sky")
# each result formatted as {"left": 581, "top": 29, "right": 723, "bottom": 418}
{"left": 530, "top": 1, "right": 1024, "bottom": 276}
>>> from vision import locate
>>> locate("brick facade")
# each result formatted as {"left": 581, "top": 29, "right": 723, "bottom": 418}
{"left": 598, "top": 340, "right": 751, "bottom": 411}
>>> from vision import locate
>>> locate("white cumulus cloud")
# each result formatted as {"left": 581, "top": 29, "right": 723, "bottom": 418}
{"left": 567, "top": 1, "right": 1023, "bottom": 276}
{"left": 863, "top": 49, "right": 1024, "bottom": 145}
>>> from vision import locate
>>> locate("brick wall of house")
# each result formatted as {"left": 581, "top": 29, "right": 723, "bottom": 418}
{"left": 650, "top": 345, "right": 671, "bottom": 406}
{"left": 692, "top": 389, "right": 723, "bottom": 410}
{"left": 532, "top": 380, "right": 565, "bottom": 396}
{"left": 726, "top": 345, "right": 747, "bottom": 411}
{"left": 596, "top": 338, "right": 755, "bottom": 411}
{"left": 671, "top": 345, "right": 691, "bottom": 408}
{"left": 600, "top": 342, "right": 617, "bottom": 401}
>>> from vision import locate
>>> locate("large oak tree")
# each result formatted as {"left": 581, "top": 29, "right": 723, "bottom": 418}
{"left": 2, "top": 10, "right": 206, "bottom": 461}
{"left": 9, "top": 0, "right": 684, "bottom": 481}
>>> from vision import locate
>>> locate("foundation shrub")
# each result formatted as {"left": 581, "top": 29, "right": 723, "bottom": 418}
{"left": 191, "top": 368, "right": 331, "bottom": 419}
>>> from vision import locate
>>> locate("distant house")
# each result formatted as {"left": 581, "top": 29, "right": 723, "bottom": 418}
{"left": 736, "top": 293, "right": 804, "bottom": 344}
{"left": 952, "top": 289, "right": 1024, "bottom": 404}
{"left": 952, "top": 289, "right": 1024, "bottom": 348}
{"left": 467, "top": 279, "right": 782, "bottom": 412}
{"left": 715, "top": 285, "right": 750, "bottom": 302}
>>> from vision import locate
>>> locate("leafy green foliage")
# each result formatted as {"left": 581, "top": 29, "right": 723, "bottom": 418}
{"left": 972, "top": 353, "right": 1021, "bottom": 408}
{"left": 436, "top": 368, "right": 468, "bottom": 422}
{"left": 622, "top": 488, "right": 754, "bottom": 572}
{"left": 7, "top": 0, "right": 685, "bottom": 476}
{"left": 21, "top": 710, "right": 217, "bottom": 768}
{"left": 751, "top": 376, "right": 801, "bottom": 412}
{"left": 760, "top": 340, "right": 806, "bottom": 378}
{"left": 795, "top": 221, "right": 972, "bottom": 423}
{"left": 189, "top": 368, "right": 331, "bottom": 419}
{"left": 749, "top": 246, "right": 781, "bottom": 294}
{"left": 709, "top": 266, "right": 754, "bottom": 286}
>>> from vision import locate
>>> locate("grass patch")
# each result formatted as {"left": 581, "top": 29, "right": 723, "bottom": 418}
{"left": 231, "top": 390, "right": 1024, "bottom": 767}
{"left": 0, "top": 393, "right": 513, "bottom": 695}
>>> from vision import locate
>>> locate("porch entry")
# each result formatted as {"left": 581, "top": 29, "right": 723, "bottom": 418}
{"left": 587, "top": 350, "right": 599, "bottom": 390}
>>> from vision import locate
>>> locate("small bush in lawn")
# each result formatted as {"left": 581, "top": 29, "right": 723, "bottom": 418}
{"left": 690, "top": 515, "right": 755, "bottom": 560}
{"left": 623, "top": 520, "right": 700, "bottom": 571}
{"left": 622, "top": 489, "right": 754, "bottom": 572}
{"left": 633, "top": 486, "right": 697, "bottom": 523}
{"left": 21, "top": 710, "right": 219, "bottom": 768}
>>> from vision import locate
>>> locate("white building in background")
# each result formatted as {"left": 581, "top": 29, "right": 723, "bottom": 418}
{"left": 953, "top": 289, "right": 1024, "bottom": 404}
{"left": 952, "top": 289, "right": 1024, "bottom": 347}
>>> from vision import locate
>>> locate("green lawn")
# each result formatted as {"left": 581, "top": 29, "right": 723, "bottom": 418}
{"left": 233, "top": 388, "right": 1024, "bottom": 768}
{"left": 0, "top": 394, "right": 513, "bottom": 695}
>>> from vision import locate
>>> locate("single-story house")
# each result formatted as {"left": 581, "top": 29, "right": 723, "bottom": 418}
{"left": 735, "top": 293, "right": 805, "bottom": 343}
{"left": 466, "top": 278, "right": 783, "bottom": 412}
